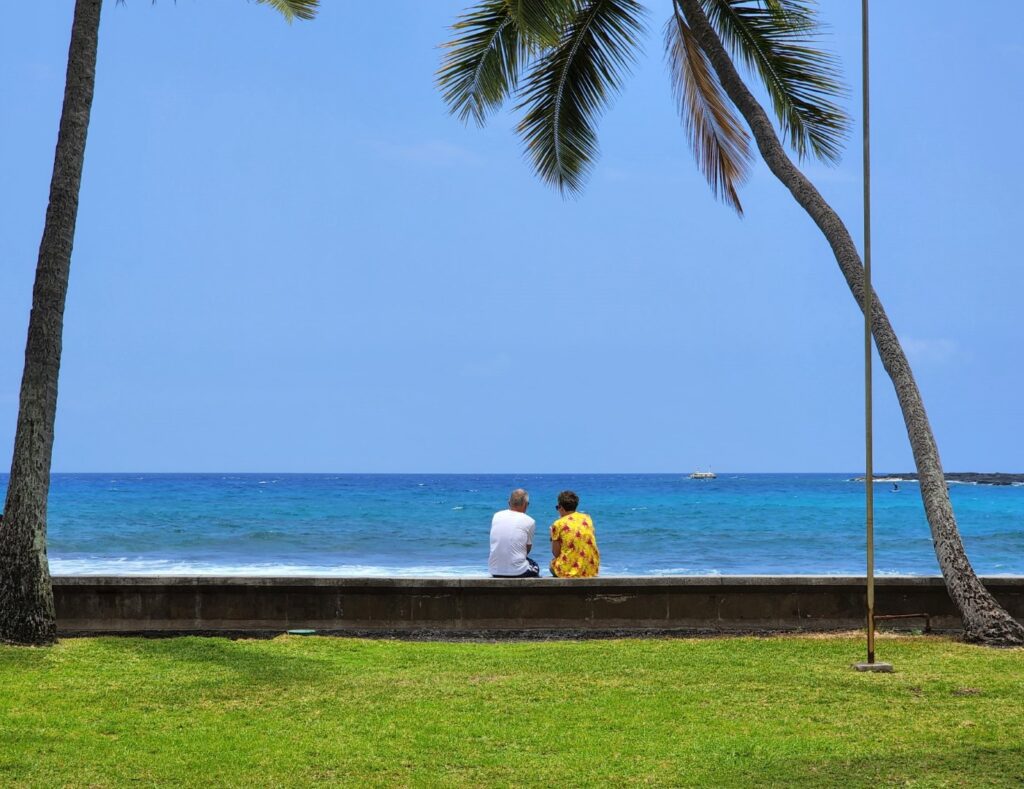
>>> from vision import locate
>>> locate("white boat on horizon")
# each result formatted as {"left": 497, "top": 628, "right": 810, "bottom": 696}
{"left": 689, "top": 469, "right": 717, "bottom": 480}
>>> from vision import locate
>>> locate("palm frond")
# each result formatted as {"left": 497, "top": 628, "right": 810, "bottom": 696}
{"left": 255, "top": 0, "right": 318, "bottom": 23}
{"left": 516, "top": 0, "right": 645, "bottom": 194}
{"left": 696, "top": 0, "right": 848, "bottom": 163}
{"left": 506, "top": 0, "right": 578, "bottom": 47}
{"left": 438, "top": 0, "right": 532, "bottom": 126}
{"left": 665, "top": 10, "right": 751, "bottom": 214}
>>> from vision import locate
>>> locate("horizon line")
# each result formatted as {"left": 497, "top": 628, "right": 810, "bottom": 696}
{"left": 18, "top": 470, "right": 1023, "bottom": 476}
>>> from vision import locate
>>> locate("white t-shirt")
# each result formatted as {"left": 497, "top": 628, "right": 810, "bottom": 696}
{"left": 488, "top": 509, "right": 537, "bottom": 576}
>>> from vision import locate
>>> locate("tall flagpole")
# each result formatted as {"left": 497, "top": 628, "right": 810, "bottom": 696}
{"left": 855, "top": 1, "right": 892, "bottom": 673}
{"left": 862, "top": 0, "right": 876, "bottom": 666}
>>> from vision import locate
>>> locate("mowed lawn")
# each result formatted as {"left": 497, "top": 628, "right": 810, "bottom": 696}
{"left": 1, "top": 634, "right": 1022, "bottom": 787}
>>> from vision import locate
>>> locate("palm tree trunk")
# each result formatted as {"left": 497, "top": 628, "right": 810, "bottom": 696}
{"left": 679, "top": 0, "right": 1023, "bottom": 645}
{"left": 0, "top": 0, "right": 103, "bottom": 646}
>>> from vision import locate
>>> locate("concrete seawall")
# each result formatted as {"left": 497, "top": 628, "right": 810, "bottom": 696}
{"left": 53, "top": 576, "right": 1024, "bottom": 635}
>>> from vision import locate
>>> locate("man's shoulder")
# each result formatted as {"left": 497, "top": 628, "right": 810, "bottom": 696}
{"left": 493, "top": 509, "right": 534, "bottom": 527}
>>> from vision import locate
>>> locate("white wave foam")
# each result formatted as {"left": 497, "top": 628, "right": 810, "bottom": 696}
{"left": 47, "top": 559, "right": 1024, "bottom": 579}
{"left": 849, "top": 477, "right": 920, "bottom": 484}
{"left": 50, "top": 558, "right": 488, "bottom": 578}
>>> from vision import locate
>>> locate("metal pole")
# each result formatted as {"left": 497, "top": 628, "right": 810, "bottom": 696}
{"left": 862, "top": 0, "right": 875, "bottom": 665}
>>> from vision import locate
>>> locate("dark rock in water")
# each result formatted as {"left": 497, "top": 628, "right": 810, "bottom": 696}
{"left": 858, "top": 472, "right": 1024, "bottom": 487}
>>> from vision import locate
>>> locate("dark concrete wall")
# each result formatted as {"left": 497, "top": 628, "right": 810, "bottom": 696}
{"left": 52, "top": 576, "right": 1024, "bottom": 635}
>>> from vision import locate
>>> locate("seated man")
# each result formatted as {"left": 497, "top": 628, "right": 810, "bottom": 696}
{"left": 549, "top": 490, "right": 599, "bottom": 577}
{"left": 488, "top": 488, "right": 539, "bottom": 578}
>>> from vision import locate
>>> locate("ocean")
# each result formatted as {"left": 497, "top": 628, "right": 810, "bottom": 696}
{"left": 3, "top": 473, "right": 1023, "bottom": 577}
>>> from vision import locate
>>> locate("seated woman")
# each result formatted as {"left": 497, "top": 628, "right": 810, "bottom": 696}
{"left": 549, "top": 490, "right": 600, "bottom": 578}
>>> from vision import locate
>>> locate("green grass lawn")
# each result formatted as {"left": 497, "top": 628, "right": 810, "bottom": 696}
{"left": 1, "top": 634, "right": 1022, "bottom": 787}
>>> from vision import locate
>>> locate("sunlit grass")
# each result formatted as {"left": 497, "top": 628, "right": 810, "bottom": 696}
{"left": 1, "top": 634, "right": 1022, "bottom": 786}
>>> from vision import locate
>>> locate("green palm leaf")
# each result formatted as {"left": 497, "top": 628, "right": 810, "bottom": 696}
{"left": 438, "top": 0, "right": 532, "bottom": 126}
{"left": 255, "top": 0, "right": 319, "bottom": 22}
{"left": 665, "top": 10, "right": 751, "bottom": 214}
{"left": 516, "top": 0, "right": 645, "bottom": 194}
{"left": 506, "top": 0, "right": 576, "bottom": 46}
{"left": 695, "top": 0, "right": 848, "bottom": 162}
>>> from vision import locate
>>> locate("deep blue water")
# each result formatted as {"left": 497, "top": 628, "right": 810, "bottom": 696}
{"left": 2, "top": 473, "right": 1023, "bottom": 576}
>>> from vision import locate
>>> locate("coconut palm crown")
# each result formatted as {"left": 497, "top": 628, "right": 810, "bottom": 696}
{"left": 255, "top": 0, "right": 318, "bottom": 22}
{"left": 437, "top": 0, "right": 849, "bottom": 214}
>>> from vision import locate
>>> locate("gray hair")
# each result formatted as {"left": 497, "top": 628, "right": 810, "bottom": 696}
{"left": 508, "top": 488, "right": 529, "bottom": 508}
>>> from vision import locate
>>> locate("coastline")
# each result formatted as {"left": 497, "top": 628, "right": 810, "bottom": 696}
{"left": 855, "top": 472, "right": 1024, "bottom": 486}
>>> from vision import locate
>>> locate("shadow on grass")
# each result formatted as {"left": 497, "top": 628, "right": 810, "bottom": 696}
{"left": 771, "top": 742, "right": 1024, "bottom": 787}
{"left": 83, "top": 635, "right": 327, "bottom": 688}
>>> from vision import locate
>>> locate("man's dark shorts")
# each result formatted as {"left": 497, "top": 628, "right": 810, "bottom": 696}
{"left": 492, "top": 557, "right": 540, "bottom": 578}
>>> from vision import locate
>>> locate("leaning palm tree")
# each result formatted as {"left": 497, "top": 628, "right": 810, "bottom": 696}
{"left": 437, "top": 0, "right": 1024, "bottom": 644}
{"left": 0, "top": 0, "right": 318, "bottom": 646}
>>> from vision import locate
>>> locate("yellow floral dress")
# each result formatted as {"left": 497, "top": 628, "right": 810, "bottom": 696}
{"left": 550, "top": 512, "right": 600, "bottom": 577}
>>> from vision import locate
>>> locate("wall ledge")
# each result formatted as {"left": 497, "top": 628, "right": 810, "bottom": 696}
{"left": 52, "top": 575, "right": 1024, "bottom": 635}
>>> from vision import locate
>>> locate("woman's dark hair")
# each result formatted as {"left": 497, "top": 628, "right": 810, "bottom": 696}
{"left": 557, "top": 490, "right": 579, "bottom": 513}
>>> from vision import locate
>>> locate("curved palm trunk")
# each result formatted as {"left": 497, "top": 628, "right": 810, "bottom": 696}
{"left": 679, "top": 0, "right": 1023, "bottom": 645}
{"left": 0, "top": 0, "right": 102, "bottom": 646}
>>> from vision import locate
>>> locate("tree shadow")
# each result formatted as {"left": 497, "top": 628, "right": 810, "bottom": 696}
{"left": 82, "top": 635, "right": 329, "bottom": 688}
{"left": 755, "top": 742, "right": 1024, "bottom": 787}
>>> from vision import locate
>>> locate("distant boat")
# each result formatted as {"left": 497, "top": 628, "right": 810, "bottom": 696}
{"left": 689, "top": 470, "right": 716, "bottom": 480}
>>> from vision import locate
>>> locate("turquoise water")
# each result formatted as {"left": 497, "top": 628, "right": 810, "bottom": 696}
{"left": 4, "top": 473, "right": 1023, "bottom": 576}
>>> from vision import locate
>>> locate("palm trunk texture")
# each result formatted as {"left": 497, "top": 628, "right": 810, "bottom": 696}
{"left": 0, "top": 0, "right": 102, "bottom": 646}
{"left": 680, "top": 0, "right": 1023, "bottom": 645}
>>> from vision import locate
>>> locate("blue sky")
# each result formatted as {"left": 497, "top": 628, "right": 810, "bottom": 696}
{"left": 1, "top": 2, "right": 1021, "bottom": 473}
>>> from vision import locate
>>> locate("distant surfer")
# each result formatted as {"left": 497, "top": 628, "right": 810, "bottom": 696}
{"left": 892, "top": 482, "right": 899, "bottom": 492}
